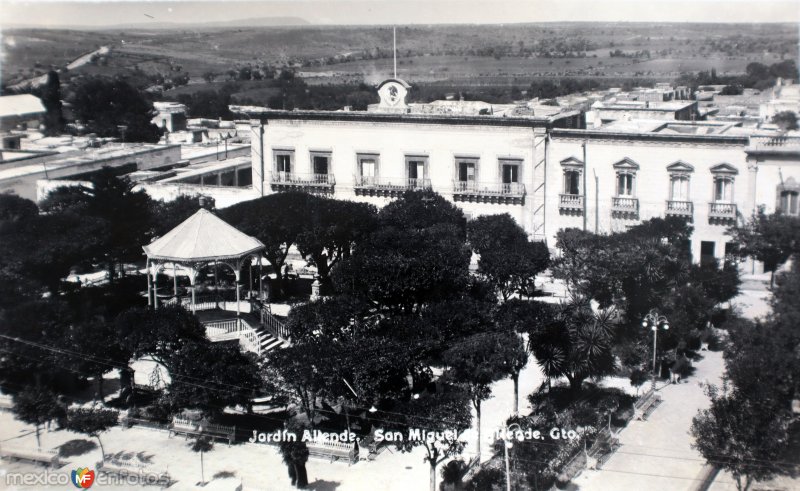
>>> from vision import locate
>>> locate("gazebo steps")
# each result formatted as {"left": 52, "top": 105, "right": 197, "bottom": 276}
{"left": 259, "top": 334, "right": 286, "bottom": 353}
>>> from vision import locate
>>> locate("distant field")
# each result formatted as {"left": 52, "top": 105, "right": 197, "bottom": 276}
{"left": 2, "top": 22, "right": 797, "bottom": 92}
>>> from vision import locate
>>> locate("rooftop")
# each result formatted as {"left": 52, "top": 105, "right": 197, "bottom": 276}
{"left": 0, "top": 94, "right": 46, "bottom": 118}
{"left": 143, "top": 208, "right": 264, "bottom": 263}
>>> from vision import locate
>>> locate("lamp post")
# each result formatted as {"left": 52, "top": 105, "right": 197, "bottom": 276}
{"left": 501, "top": 423, "right": 522, "bottom": 491}
{"left": 642, "top": 309, "right": 669, "bottom": 392}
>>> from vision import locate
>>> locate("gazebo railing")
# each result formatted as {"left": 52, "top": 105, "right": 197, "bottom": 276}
{"left": 205, "top": 318, "right": 261, "bottom": 356}
{"left": 251, "top": 300, "right": 291, "bottom": 342}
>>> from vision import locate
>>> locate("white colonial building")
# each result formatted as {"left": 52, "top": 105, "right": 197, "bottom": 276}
{"left": 245, "top": 79, "right": 800, "bottom": 266}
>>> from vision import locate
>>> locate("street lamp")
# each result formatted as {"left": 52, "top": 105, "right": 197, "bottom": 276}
{"left": 501, "top": 422, "right": 522, "bottom": 491}
{"left": 642, "top": 309, "right": 669, "bottom": 392}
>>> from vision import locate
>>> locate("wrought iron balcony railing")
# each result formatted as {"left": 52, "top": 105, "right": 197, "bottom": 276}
{"left": 271, "top": 172, "right": 335, "bottom": 192}
{"left": 354, "top": 176, "right": 432, "bottom": 196}
{"left": 452, "top": 181, "right": 526, "bottom": 204}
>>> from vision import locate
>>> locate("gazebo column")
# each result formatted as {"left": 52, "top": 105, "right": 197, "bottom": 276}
{"left": 189, "top": 268, "right": 198, "bottom": 314}
{"left": 152, "top": 267, "right": 159, "bottom": 310}
{"left": 213, "top": 260, "right": 219, "bottom": 309}
{"left": 146, "top": 259, "right": 152, "bottom": 308}
{"left": 173, "top": 263, "right": 178, "bottom": 297}
{"left": 258, "top": 259, "right": 264, "bottom": 301}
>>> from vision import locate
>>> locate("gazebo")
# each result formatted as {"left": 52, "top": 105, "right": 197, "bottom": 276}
{"left": 143, "top": 208, "right": 265, "bottom": 316}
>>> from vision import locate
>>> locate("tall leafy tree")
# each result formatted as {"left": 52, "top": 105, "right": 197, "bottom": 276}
{"left": 39, "top": 71, "right": 65, "bottom": 135}
{"left": 222, "top": 192, "right": 313, "bottom": 296}
{"left": 295, "top": 198, "right": 378, "bottom": 282}
{"left": 387, "top": 389, "right": 473, "bottom": 491}
{"left": 443, "top": 332, "right": 516, "bottom": 457}
{"left": 70, "top": 76, "right": 162, "bottom": 142}
{"left": 165, "top": 341, "right": 263, "bottom": 417}
{"left": 333, "top": 225, "right": 471, "bottom": 313}
{"left": 492, "top": 331, "right": 528, "bottom": 414}
{"left": 39, "top": 170, "right": 154, "bottom": 282}
{"left": 115, "top": 306, "right": 207, "bottom": 368}
{"left": 468, "top": 214, "right": 550, "bottom": 301}
{"left": 13, "top": 386, "right": 66, "bottom": 449}
{"left": 691, "top": 385, "right": 790, "bottom": 491}
{"left": 728, "top": 210, "right": 800, "bottom": 286}
{"left": 64, "top": 408, "right": 119, "bottom": 463}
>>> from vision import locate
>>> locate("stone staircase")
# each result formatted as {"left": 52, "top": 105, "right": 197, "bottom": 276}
{"left": 240, "top": 312, "right": 289, "bottom": 355}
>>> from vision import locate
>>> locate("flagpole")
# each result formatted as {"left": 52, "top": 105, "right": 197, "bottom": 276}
{"left": 393, "top": 26, "right": 397, "bottom": 78}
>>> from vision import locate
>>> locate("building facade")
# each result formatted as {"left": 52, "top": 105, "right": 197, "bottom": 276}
{"left": 247, "top": 81, "right": 800, "bottom": 265}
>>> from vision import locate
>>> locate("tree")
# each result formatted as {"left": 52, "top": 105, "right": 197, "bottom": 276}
{"left": 772, "top": 111, "right": 798, "bottom": 131}
{"left": 64, "top": 319, "right": 131, "bottom": 400}
{"left": 333, "top": 225, "right": 471, "bottom": 313}
{"left": 40, "top": 171, "right": 154, "bottom": 282}
{"left": 443, "top": 332, "right": 513, "bottom": 458}
{"left": 70, "top": 76, "right": 162, "bottom": 142}
{"left": 39, "top": 71, "right": 64, "bottom": 135}
{"left": 268, "top": 343, "right": 331, "bottom": 427}
{"left": 278, "top": 424, "right": 310, "bottom": 489}
{"left": 468, "top": 214, "right": 550, "bottom": 301}
{"left": 115, "top": 306, "right": 207, "bottom": 369}
{"left": 492, "top": 331, "right": 528, "bottom": 414}
{"left": 13, "top": 386, "right": 65, "bottom": 449}
{"left": 190, "top": 434, "right": 213, "bottom": 486}
{"left": 222, "top": 192, "right": 314, "bottom": 297}
{"left": 151, "top": 195, "right": 204, "bottom": 237}
{"left": 165, "top": 341, "right": 263, "bottom": 417}
{"left": 295, "top": 198, "right": 378, "bottom": 282}
{"left": 64, "top": 407, "right": 119, "bottom": 463}
{"left": 379, "top": 189, "right": 466, "bottom": 236}
{"left": 388, "top": 389, "right": 473, "bottom": 491}
{"left": 728, "top": 210, "right": 800, "bottom": 286}
{"left": 529, "top": 300, "right": 616, "bottom": 392}
{"left": 691, "top": 385, "right": 789, "bottom": 491}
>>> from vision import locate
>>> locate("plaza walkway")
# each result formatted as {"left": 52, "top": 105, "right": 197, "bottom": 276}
{"left": 575, "top": 272, "right": 773, "bottom": 491}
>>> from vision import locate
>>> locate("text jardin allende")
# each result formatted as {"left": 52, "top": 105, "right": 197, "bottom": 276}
{"left": 249, "top": 427, "right": 579, "bottom": 444}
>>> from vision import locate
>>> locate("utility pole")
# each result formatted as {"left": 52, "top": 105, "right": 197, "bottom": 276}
{"left": 582, "top": 140, "right": 588, "bottom": 231}
{"left": 594, "top": 169, "right": 599, "bottom": 233}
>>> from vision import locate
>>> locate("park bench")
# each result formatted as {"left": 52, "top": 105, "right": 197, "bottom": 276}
{"left": 634, "top": 388, "right": 662, "bottom": 421}
{"left": 586, "top": 428, "right": 620, "bottom": 469}
{"left": 168, "top": 416, "right": 236, "bottom": 446}
{"left": 0, "top": 394, "right": 13, "bottom": 411}
{"left": 0, "top": 445, "right": 61, "bottom": 467}
{"left": 306, "top": 439, "right": 358, "bottom": 465}
{"left": 357, "top": 435, "right": 384, "bottom": 461}
{"left": 97, "top": 459, "right": 172, "bottom": 486}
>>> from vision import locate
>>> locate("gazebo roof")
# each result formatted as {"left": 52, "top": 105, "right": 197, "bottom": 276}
{"left": 143, "top": 208, "right": 264, "bottom": 263}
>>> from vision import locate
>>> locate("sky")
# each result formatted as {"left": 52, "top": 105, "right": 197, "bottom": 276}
{"left": 1, "top": 0, "right": 799, "bottom": 28}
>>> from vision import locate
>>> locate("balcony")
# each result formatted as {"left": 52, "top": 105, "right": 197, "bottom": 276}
{"left": 559, "top": 194, "right": 584, "bottom": 215}
{"left": 452, "top": 181, "right": 525, "bottom": 205}
{"left": 611, "top": 196, "right": 638, "bottom": 218}
{"left": 354, "top": 176, "right": 432, "bottom": 197}
{"left": 271, "top": 172, "right": 335, "bottom": 193}
{"left": 708, "top": 202, "right": 737, "bottom": 224}
{"left": 665, "top": 200, "right": 693, "bottom": 218}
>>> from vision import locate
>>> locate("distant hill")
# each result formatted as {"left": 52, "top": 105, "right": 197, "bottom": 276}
{"left": 5, "top": 16, "right": 310, "bottom": 30}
